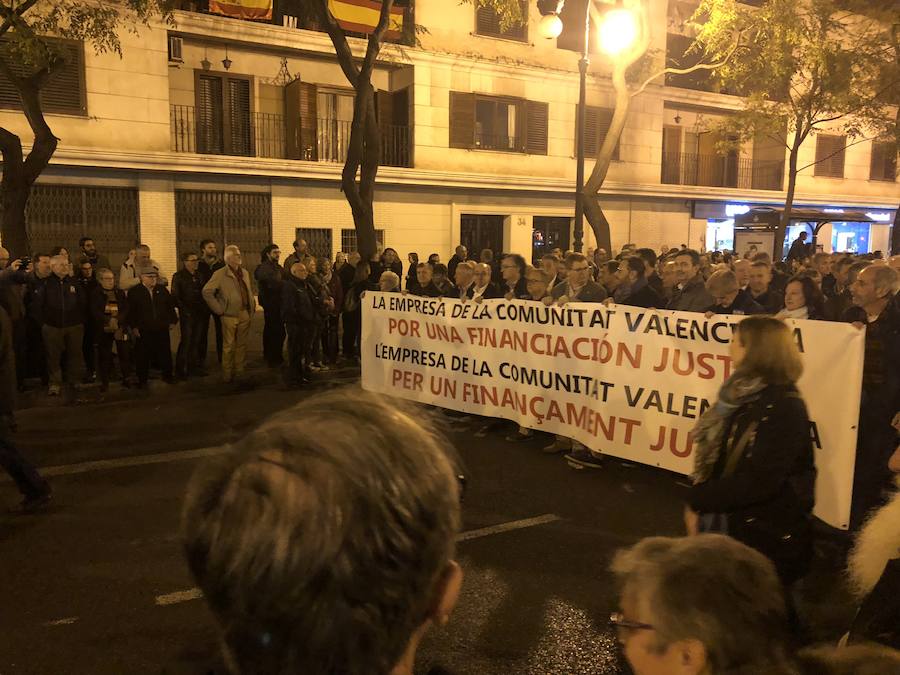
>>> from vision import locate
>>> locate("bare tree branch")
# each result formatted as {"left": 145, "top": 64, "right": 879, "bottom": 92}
{"left": 630, "top": 39, "right": 744, "bottom": 98}
{"left": 796, "top": 135, "right": 874, "bottom": 172}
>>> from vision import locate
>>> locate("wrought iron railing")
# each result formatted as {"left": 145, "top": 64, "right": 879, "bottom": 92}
{"left": 661, "top": 152, "right": 784, "bottom": 191}
{"left": 171, "top": 106, "right": 411, "bottom": 167}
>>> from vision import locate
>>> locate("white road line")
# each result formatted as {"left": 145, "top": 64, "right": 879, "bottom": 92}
{"left": 152, "top": 514, "right": 562, "bottom": 608}
{"left": 155, "top": 588, "right": 203, "bottom": 606}
{"left": 31, "top": 446, "right": 228, "bottom": 479}
{"left": 43, "top": 616, "right": 79, "bottom": 626}
{"left": 457, "top": 514, "right": 561, "bottom": 541}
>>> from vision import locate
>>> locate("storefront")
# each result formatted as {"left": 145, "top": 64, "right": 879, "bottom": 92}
{"left": 694, "top": 201, "right": 895, "bottom": 255}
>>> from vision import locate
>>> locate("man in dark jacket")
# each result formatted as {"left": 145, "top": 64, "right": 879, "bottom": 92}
{"left": 447, "top": 245, "right": 468, "bottom": 280}
{"left": 549, "top": 253, "right": 607, "bottom": 305}
{"left": 33, "top": 254, "right": 86, "bottom": 395}
{"left": 0, "top": 304, "right": 51, "bottom": 512}
{"left": 23, "top": 254, "right": 51, "bottom": 388}
{"left": 705, "top": 269, "right": 765, "bottom": 316}
{"left": 91, "top": 268, "right": 131, "bottom": 391}
{"left": 748, "top": 262, "right": 784, "bottom": 314}
{"left": 129, "top": 267, "right": 177, "bottom": 387}
{"left": 500, "top": 254, "right": 530, "bottom": 300}
{"left": 76, "top": 259, "right": 98, "bottom": 382}
{"left": 254, "top": 245, "right": 286, "bottom": 369}
{"left": 635, "top": 248, "right": 664, "bottom": 295}
{"left": 172, "top": 251, "right": 210, "bottom": 379}
{"left": 786, "top": 231, "right": 811, "bottom": 262}
{"left": 668, "top": 249, "right": 714, "bottom": 313}
{"left": 848, "top": 265, "right": 900, "bottom": 529}
{"left": 198, "top": 239, "right": 225, "bottom": 367}
{"left": 409, "top": 263, "right": 443, "bottom": 297}
{"left": 0, "top": 248, "right": 29, "bottom": 390}
{"left": 471, "top": 263, "right": 501, "bottom": 301}
{"left": 78, "top": 236, "right": 111, "bottom": 275}
{"left": 614, "top": 256, "right": 663, "bottom": 308}
{"left": 282, "top": 262, "right": 320, "bottom": 387}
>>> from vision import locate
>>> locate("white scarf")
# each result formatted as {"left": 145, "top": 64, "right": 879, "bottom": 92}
{"left": 776, "top": 306, "right": 809, "bottom": 320}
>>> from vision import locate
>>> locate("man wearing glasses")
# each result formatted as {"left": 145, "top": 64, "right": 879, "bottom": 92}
{"left": 547, "top": 252, "right": 607, "bottom": 305}
{"left": 499, "top": 254, "right": 530, "bottom": 300}
{"left": 609, "top": 534, "right": 796, "bottom": 675}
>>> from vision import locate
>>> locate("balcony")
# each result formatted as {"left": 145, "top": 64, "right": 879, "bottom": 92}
{"left": 661, "top": 152, "right": 784, "bottom": 191}
{"left": 170, "top": 105, "right": 412, "bottom": 168}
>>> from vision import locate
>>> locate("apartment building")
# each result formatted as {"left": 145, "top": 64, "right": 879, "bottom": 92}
{"left": 0, "top": 0, "right": 897, "bottom": 280}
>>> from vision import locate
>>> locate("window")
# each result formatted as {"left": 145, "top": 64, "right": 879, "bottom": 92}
{"left": 341, "top": 228, "right": 385, "bottom": 254}
{"left": 449, "top": 92, "right": 548, "bottom": 155}
{"left": 582, "top": 106, "right": 620, "bottom": 160}
{"left": 194, "top": 72, "right": 253, "bottom": 156}
{"left": 869, "top": 141, "right": 897, "bottom": 182}
{"left": 0, "top": 37, "right": 86, "bottom": 115}
{"left": 475, "top": 1, "right": 527, "bottom": 41}
{"left": 296, "top": 228, "right": 334, "bottom": 260}
{"left": 460, "top": 215, "right": 504, "bottom": 256}
{"left": 814, "top": 134, "right": 846, "bottom": 178}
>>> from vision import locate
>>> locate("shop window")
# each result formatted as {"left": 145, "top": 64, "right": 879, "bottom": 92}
{"left": 831, "top": 221, "right": 870, "bottom": 254}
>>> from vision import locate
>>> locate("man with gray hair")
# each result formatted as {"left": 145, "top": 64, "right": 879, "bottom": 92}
{"left": 181, "top": 390, "right": 463, "bottom": 675}
{"left": 119, "top": 244, "right": 165, "bottom": 292}
{"left": 33, "top": 255, "right": 86, "bottom": 396}
{"left": 610, "top": 534, "right": 795, "bottom": 675}
{"left": 202, "top": 245, "right": 256, "bottom": 384}
{"left": 848, "top": 264, "right": 900, "bottom": 528}
{"left": 704, "top": 269, "right": 764, "bottom": 316}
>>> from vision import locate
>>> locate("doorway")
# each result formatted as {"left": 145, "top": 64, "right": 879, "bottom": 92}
{"left": 460, "top": 214, "right": 504, "bottom": 257}
{"left": 532, "top": 216, "right": 571, "bottom": 263}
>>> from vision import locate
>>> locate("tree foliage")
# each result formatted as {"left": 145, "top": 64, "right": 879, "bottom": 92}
{"left": 693, "top": 0, "right": 899, "bottom": 254}
{"left": 0, "top": 0, "right": 173, "bottom": 255}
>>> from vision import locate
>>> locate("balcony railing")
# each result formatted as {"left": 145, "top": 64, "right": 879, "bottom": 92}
{"left": 661, "top": 152, "right": 784, "bottom": 191}
{"left": 171, "top": 105, "right": 412, "bottom": 168}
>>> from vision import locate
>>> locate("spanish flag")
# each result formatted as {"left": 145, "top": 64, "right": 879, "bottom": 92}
{"left": 327, "top": 0, "right": 404, "bottom": 39}
{"left": 209, "top": 0, "right": 272, "bottom": 20}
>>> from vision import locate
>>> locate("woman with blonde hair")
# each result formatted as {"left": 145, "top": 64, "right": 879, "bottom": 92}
{"left": 685, "top": 316, "right": 816, "bottom": 590}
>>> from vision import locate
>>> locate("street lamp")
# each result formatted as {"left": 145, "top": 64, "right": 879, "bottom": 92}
{"left": 539, "top": 1, "right": 639, "bottom": 253}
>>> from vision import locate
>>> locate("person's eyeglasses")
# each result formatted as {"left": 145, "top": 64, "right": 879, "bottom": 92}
{"left": 608, "top": 612, "right": 654, "bottom": 639}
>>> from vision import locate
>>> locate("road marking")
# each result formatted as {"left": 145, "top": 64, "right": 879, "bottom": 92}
{"left": 152, "top": 514, "right": 563, "bottom": 607}
{"left": 43, "top": 617, "right": 78, "bottom": 626}
{"left": 457, "top": 514, "right": 561, "bottom": 541}
{"left": 155, "top": 588, "right": 203, "bottom": 606}
{"left": 22, "top": 446, "right": 228, "bottom": 479}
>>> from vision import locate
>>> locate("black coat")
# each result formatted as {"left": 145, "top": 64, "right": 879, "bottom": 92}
{"left": 254, "top": 260, "right": 285, "bottom": 310}
{"left": 281, "top": 277, "right": 319, "bottom": 325}
{"left": 410, "top": 281, "right": 443, "bottom": 298}
{"left": 501, "top": 276, "right": 530, "bottom": 300}
{"left": 647, "top": 272, "right": 664, "bottom": 295}
{"left": 34, "top": 275, "right": 86, "bottom": 329}
{"left": 128, "top": 284, "right": 178, "bottom": 333}
{"left": 750, "top": 288, "right": 784, "bottom": 314}
{"left": 172, "top": 269, "right": 208, "bottom": 315}
{"left": 622, "top": 283, "right": 664, "bottom": 309}
{"left": 848, "top": 558, "right": 900, "bottom": 650}
{"left": 706, "top": 288, "right": 766, "bottom": 316}
{"left": 688, "top": 384, "right": 816, "bottom": 584}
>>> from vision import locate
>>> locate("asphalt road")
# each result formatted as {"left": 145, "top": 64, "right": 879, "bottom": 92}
{"left": 0, "top": 366, "right": 856, "bottom": 674}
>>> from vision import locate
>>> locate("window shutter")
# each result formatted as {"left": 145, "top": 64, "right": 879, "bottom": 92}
{"left": 449, "top": 92, "right": 475, "bottom": 149}
{"left": 525, "top": 100, "right": 548, "bottom": 155}
{"left": 226, "top": 78, "right": 252, "bottom": 156}
{"left": 298, "top": 81, "right": 318, "bottom": 160}
{"left": 196, "top": 75, "right": 224, "bottom": 154}
{"left": 0, "top": 38, "right": 85, "bottom": 115}
{"left": 476, "top": 2, "right": 527, "bottom": 41}
{"left": 815, "top": 134, "right": 845, "bottom": 178}
{"left": 582, "top": 106, "right": 599, "bottom": 156}
{"left": 41, "top": 42, "right": 84, "bottom": 115}
{"left": 661, "top": 126, "right": 682, "bottom": 183}
{"left": 870, "top": 141, "right": 897, "bottom": 182}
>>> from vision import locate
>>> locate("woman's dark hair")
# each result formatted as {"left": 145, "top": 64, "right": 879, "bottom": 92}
{"left": 427, "top": 253, "right": 440, "bottom": 265}
{"left": 622, "top": 256, "right": 646, "bottom": 278}
{"left": 352, "top": 261, "right": 370, "bottom": 285}
{"left": 503, "top": 253, "right": 527, "bottom": 276}
{"left": 786, "top": 275, "right": 826, "bottom": 319}
{"left": 260, "top": 244, "right": 279, "bottom": 263}
{"left": 408, "top": 252, "right": 419, "bottom": 264}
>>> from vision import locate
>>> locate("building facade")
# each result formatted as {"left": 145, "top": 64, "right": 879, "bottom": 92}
{"left": 1, "top": 0, "right": 897, "bottom": 279}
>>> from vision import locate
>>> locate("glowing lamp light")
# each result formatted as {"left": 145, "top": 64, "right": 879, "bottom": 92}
{"left": 539, "top": 13, "right": 564, "bottom": 39}
{"left": 598, "top": 8, "right": 639, "bottom": 56}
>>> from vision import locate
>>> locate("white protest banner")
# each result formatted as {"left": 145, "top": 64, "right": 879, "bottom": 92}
{"left": 362, "top": 292, "right": 864, "bottom": 529}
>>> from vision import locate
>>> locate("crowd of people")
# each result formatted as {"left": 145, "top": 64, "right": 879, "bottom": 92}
{"left": 1, "top": 230, "right": 899, "bottom": 673}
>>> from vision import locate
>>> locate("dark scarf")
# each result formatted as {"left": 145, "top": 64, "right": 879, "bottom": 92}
{"left": 691, "top": 373, "right": 766, "bottom": 483}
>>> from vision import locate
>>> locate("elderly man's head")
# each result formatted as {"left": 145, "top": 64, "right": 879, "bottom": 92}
{"left": 224, "top": 245, "right": 242, "bottom": 268}
{"left": 525, "top": 266, "right": 550, "bottom": 300}
{"left": 379, "top": 270, "right": 400, "bottom": 292}
{"left": 851, "top": 265, "right": 898, "bottom": 311}
{"left": 135, "top": 244, "right": 151, "bottom": 264}
{"left": 139, "top": 266, "right": 158, "bottom": 289}
{"left": 290, "top": 262, "right": 308, "bottom": 280}
{"left": 473, "top": 263, "right": 492, "bottom": 288}
{"left": 706, "top": 269, "right": 740, "bottom": 307}
{"left": 611, "top": 535, "right": 792, "bottom": 675}
{"left": 732, "top": 259, "right": 751, "bottom": 287}
{"left": 50, "top": 255, "right": 69, "bottom": 279}
{"left": 182, "top": 390, "right": 462, "bottom": 675}
{"left": 416, "top": 262, "right": 433, "bottom": 286}
{"left": 97, "top": 268, "right": 116, "bottom": 291}
{"left": 454, "top": 260, "right": 475, "bottom": 288}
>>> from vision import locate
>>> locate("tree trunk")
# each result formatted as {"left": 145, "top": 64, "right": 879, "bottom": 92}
{"left": 0, "top": 129, "right": 32, "bottom": 256}
{"left": 341, "top": 81, "right": 378, "bottom": 259}
{"left": 582, "top": 61, "right": 630, "bottom": 255}
{"left": 778, "top": 134, "right": 802, "bottom": 261}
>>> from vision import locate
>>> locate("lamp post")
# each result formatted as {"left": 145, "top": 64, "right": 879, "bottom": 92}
{"left": 540, "top": 1, "right": 639, "bottom": 254}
